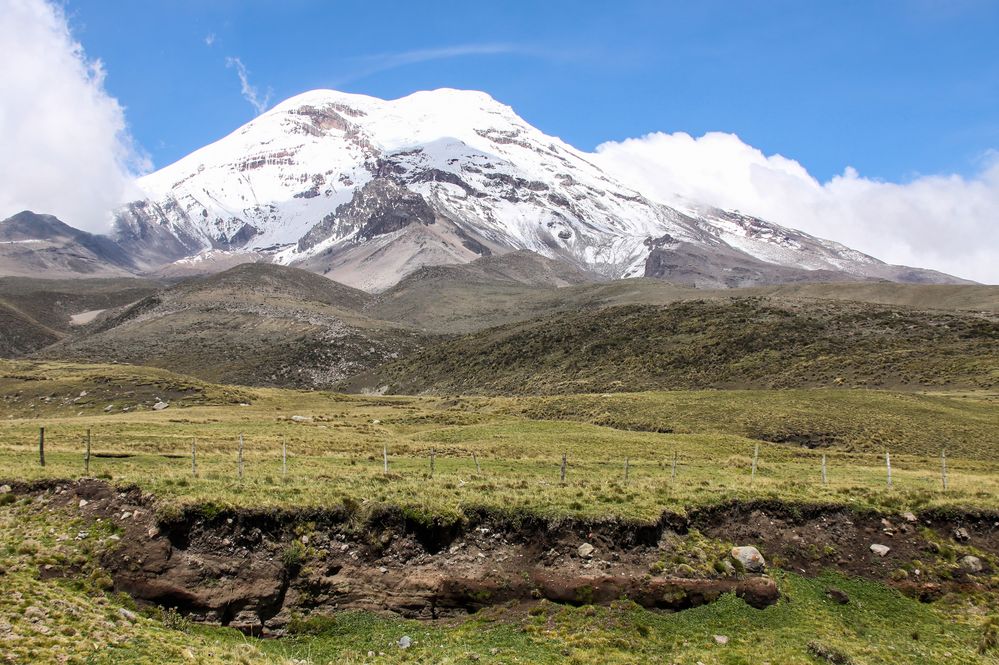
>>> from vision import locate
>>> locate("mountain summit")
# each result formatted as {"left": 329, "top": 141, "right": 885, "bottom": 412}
{"left": 109, "top": 88, "right": 964, "bottom": 290}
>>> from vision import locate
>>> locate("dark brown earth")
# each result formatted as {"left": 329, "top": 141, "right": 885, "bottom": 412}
{"left": 4, "top": 480, "right": 997, "bottom": 637}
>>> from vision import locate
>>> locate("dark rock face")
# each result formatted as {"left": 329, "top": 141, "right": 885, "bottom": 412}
{"left": 297, "top": 178, "right": 436, "bottom": 252}
{"left": 643, "top": 241, "right": 862, "bottom": 289}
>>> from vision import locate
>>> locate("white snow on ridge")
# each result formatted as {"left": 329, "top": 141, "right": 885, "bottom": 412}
{"left": 118, "top": 87, "right": 942, "bottom": 287}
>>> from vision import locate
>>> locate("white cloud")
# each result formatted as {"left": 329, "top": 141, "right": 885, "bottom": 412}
{"left": 204, "top": 33, "right": 215, "bottom": 46}
{"left": 226, "top": 56, "right": 271, "bottom": 114}
{"left": 0, "top": 0, "right": 148, "bottom": 232}
{"left": 594, "top": 132, "right": 999, "bottom": 284}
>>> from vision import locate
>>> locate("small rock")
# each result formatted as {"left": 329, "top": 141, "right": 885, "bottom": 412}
{"left": 121, "top": 512, "right": 132, "bottom": 519}
{"left": 379, "top": 566, "right": 388, "bottom": 574}
{"left": 0, "top": 485, "right": 10, "bottom": 494}
{"left": 870, "top": 544, "right": 890, "bottom": 557}
{"left": 902, "top": 511, "right": 917, "bottom": 523}
{"left": 954, "top": 527, "right": 971, "bottom": 542}
{"left": 79, "top": 391, "right": 88, "bottom": 397}
{"left": 825, "top": 587, "right": 850, "bottom": 604}
{"left": 147, "top": 527, "right": 160, "bottom": 539}
{"left": 78, "top": 499, "right": 89, "bottom": 508}
{"left": 577, "top": 543, "right": 595, "bottom": 558}
{"left": 104, "top": 404, "right": 114, "bottom": 412}
{"left": 108, "top": 534, "right": 120, "bottom": 542}
{"left": 398, "top": 635, "right": 411, "bottom": 649}
{"left": 731, "top": 545, "right": 766, "bottom": 573}
{"left": 960, "top": 555, "right": 983, "bottom": 574}
{"left": 714, "top": 635, "right": 729, "bottom": 645}
{"left": 152, "top": 401, "right": 169, "bottom": 411}
{"left": 118, "top": 608, "right": 137, "bottom": 622}
{"left": 717, "top": 559, "right": 736, "bottom": 576}
{"left": 290, "top": 415, "right": 313, "bottom": 423}
{"left": 25, "top": 606, "right": 45, "bottom": 620}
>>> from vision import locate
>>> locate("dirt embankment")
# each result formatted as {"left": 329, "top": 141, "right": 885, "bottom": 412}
{"left": 4, "top": 480, "right": 997, "bottom": 637}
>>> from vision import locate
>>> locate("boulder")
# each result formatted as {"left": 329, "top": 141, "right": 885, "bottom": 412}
{"left": 731, "top": 546, "right": 766, "bottom": 573}
{"left": 152, "top": 401, "right": 169, "bottom": 411}
{"left": 577, "top": 543, "right": 595, "bottom": 558}
{"left": 960, "top": 555, "right": 983, "bottom": 574}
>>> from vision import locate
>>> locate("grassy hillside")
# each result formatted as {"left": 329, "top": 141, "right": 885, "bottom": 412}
{"left": 0, "top": 276, "right": 162, "bottom": 357}
{"left": 41, "top": 264, "right": 428, "bottom": 389}
{"left": 357, "top": 298, "right": 999, "bottom": 395}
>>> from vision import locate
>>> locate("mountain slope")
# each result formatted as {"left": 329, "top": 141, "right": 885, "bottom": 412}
{"left": 347, "top": 299, "right": 999, "bottom": 395}
{"left": 0, "top": 211, "right": 138, "bottom": 278}
{"left": 41, "top": 263, "right": 426, "bottom": 388}
{"left": 111, "top": 89, "right": 967, "bottom": 290}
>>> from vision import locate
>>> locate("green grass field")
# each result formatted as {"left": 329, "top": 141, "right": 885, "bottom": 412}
{"left": 1, "top": 360, "right": 998, "bottom": 663}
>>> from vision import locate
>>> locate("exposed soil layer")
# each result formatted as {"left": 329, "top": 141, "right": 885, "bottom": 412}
{"left": 4, "top": 480, "right": 997, "bottom": 637}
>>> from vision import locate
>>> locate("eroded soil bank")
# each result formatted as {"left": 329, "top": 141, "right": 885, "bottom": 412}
{"left": 4, "top": 480, "right": 997, "bottom": 637}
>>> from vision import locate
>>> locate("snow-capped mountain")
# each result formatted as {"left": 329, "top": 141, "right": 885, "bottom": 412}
{"left": 111, "top": 88, "right": 966, "bottom": 290}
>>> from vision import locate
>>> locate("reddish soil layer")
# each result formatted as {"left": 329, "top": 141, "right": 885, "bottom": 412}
{"left": 4, "top": 480, "right": 996, "bottom": 636}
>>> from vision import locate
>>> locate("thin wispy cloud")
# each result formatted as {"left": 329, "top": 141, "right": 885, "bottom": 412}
{"left": 225, "top": 56, "right": 271, "bottom": 114}
{"left": 204, "top": 33, "right": 215, "bottom": 46}
{"left": 333, "top": 43, "right": 559, "bottom": 85}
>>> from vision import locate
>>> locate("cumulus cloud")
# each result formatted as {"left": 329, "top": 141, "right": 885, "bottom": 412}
{"left": 0, "top": 0, "right": 148, "bottom": 232}
{"left": 594, "top": 132, "right": 999, "bottom": 283}
{"left": 226, "top": 56, "right": 271, "bottom": 114}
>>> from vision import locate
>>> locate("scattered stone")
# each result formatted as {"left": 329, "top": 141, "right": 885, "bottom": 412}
{"left": 290, "top": 415, "right": 313, "bottom": 423}
{"left": 78, "top": 499, "right": 89, "bottom": 508}
{"left": 398, "top": 636, "right": 411, "bottom": 649}
{"left": 104, "top": 405, "right": 114, "bottom": 412}
{"left": 870, "top": 544, "right": 890, "bottom": 557}
{"left": 25, "top": 606, "right": 45, "bottom": 620}
{"left": 0, "top": 485, "right": 10, "bottom": 494}
{"left": 79, "top": 391, "right": 88, "bottom": 397}
{"left": 152, "top": 401, "right": 169, "bottom": 411}
{"left": 121, "top": 512, "right": 132, "bottom": 520}
{"left": 960, "top": 555, "right": 983, "bottom": 574}
{"left": 118, "top": 608, "right": 137, "bottom": 622}
{"left": 953, "top": 527, "right": 971, "bottom": 542}
{"left": 147, "top": 527, "right": 160, "bottom": 539}
{"left": 577, "top": 543, "right": 595, "bottom": 558}
{"left": 902, "top": 511, "right": 917, "bottom": 523}
{"left": 825, "top": 587, "right": 850, "bottom": 604}
{"left": 714, "top": 635, "right": 729, "bottom": 645}
{"left": 731, "top": 545, "right": 766, "bottom": 573}
{"left": 379, "top": 566, "right": 388, "bottom": 574}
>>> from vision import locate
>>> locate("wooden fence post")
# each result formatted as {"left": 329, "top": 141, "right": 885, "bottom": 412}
{"left": 671, "top": 451, "right": 677, "bottom": 482}
{"left": 238, "top": 434, "right": 244, "bottom": 480}
{"left": 39, "top": 427, "right": 45, "bottom": 467}
{"left": 821, "top": 454, "right": 827, "bottom": 486}
{"left": 472, "top": 451, "right": 481, "bottom": 475}
{"left": 751, "top": 444, "right": 760, "bottom": 483}
{"left": 624, "top": 457, "right": 630, "bottom": 483}
{"left": 885, "top": 450, "right": 892, "bottom": 489}
{"left": 430, "top": 448, "right": 436, "bottom": 478}
{"left": 560, "top": 453, "right": 567, "bottom": 483}
{"left": 941, "top": 449, "right": 948, "bottom": 492}
{"left": 383, "top": 445, "right": 388, "bottom": 475}
{"left": 191, "top": 438, "right": 197, "bottom": 477}
{"left": 84, "top": 429, "right": 91, "bottom": 475}
{"left": 282, "top": 438, "right": 287, "bottom": 479}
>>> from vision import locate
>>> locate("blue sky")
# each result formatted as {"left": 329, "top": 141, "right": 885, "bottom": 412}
{"left": 65, "top": 0, "right": 999, "bottom": 182}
